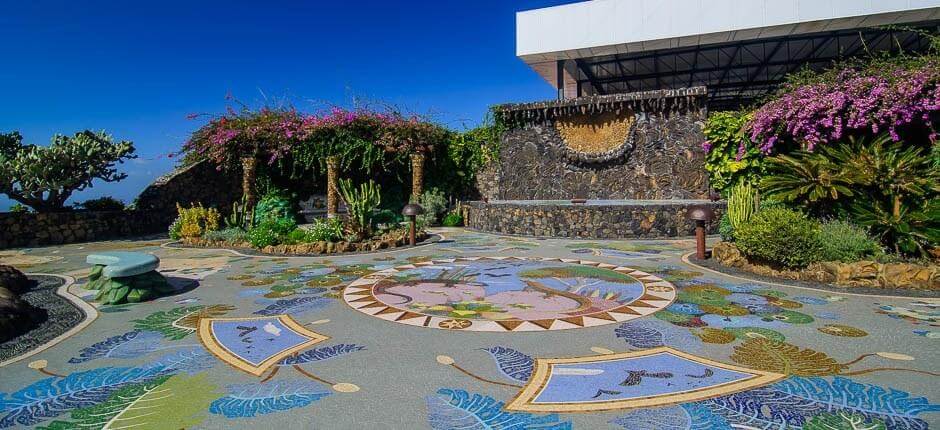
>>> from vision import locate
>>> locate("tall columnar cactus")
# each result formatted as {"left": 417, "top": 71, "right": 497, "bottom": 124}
{"left": 338, "top": 179, "right": 381, "bottom": 240}
{"left": 225, "top": 195, "right": 255, "bottom": 230}
{"left": 727, "top": 181, "right": 758, "bottom": 232}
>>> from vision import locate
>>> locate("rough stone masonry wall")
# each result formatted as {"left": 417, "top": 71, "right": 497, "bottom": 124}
{"left": 464, "top": 201, "right": 725, "bottom": 239}
{"left": 135, "top": 159, "right": 243, "bottom": 226}
{"left": 0, "top": 210, "right": 165, "bottom": 249}
{"left": 478, "top": 88, "right": 710, "bottom": 200}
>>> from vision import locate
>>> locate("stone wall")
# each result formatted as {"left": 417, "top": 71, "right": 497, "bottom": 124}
{"left": 0, "top": 210, "right": 165, "bottom": 249}
{"left": 464, "top": 201, "right": 724, "bottom": 239}
{"left": 480, "top": 87, "right": 709, "bottom": 200}
{"left": 135, "top": 160, "right": 242, "bottom": 225}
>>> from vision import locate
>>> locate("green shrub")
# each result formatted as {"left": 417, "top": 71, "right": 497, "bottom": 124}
{"left": 702, "top": 111, "right": 765, "bottom": 195}
{"left": 9, "top": 203, "right": 28, "bottom": 213}
{"left": 442, "top": 212, "right": 463, "bottom": 227}
{"left": 372, "top": 209, "right": 402, "bottom": 226}
{"left": 247, "top": 217, "right": 296, "bottom": 248}
{"left": 76, "top": 196, "right": 125, "bottom": 211}
{"left": 718, "top": 212, "right": 734, "bottom": 241}
{"left": 735, "top": 207, "right": 823, "bottom": 268}
{"left": 168, "top": 216, "right": 182, "bottom": 240}
{"left": 308, "top": 218, "right": 344, "bottom": 242}
{"left": 817, "top": 220, "right": 882, "bottom": 262}
{"left": 283, "top": 218, "right": 344, "bottom": 244}
{"left": 253, "top": 191, "right": 296, "bottom": 225}
{"left": 415, "top": 188, "right": 448, "bottom": 227}
{"left": 204, "top": 227, "right": 249, "bottom": 244}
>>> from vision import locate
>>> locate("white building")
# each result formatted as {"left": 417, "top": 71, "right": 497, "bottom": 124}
{"left": 516, "top": 0, "right": 940, "bottom": 108}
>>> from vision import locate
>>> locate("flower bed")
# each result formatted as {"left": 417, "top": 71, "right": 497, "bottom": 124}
{"left": 179, "top": 228, "right": 430, "bottom": 256}
{"left": 712, "top": 242, "right": 939, "bottom": 290}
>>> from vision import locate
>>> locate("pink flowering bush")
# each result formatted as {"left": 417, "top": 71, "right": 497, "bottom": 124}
{"left": 748, "top": 59, "right": 940, "bottom": 153}
{"left": 183, "top": 106, "right": 447, "bottom": 172}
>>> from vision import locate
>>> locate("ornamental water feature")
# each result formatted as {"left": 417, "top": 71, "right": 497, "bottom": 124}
{"left": 466, "top": 87, "right": 724, "bottom": 238}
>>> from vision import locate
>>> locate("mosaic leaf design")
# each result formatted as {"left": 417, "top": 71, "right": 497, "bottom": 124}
{"left": 278, "top": 344, "right": 365, "bottom": 365}
{"left": 481, "top": 346, "right": 534, "bottom": 382}
{"left": 209, "top": 381, "right": 331, "bottom": 418}
{"left": 700, "top": 377, "right": 940, "bottom": 429}
{"left": 724, "top": 327, "right": 785, "bottom": 343}
{"left": 132, "top": 305, "right": 235, "bottom": 340}
{"left": 612, "top": 404, "right": 731, "bottom": 430}
{"left": 253, "top": 296, "right": 332, "bottom": 316}
{"left": 35, "top": 373, "right": 218, "bottom": 430}
{"left": 426, "top": 389, "right": 571, "bottom": 430}
{"left": 0, "top": 366, "right": 165, "bottom": 428}
{"left": 804, "top": 412, "right": 886, "bottom": 430}
{"left": 615, "top": 322, "right": 665, "bottom": 348}
{"left": 731, "top": 339, "right": 845, "bottom": 376}
{"left": 694, "top": 328, "right": 736, "bottom": 344}
{"left": 615, "top": 320, "right": 702, "bottom": 351}
{"left": 609, "top": 405, "right": 691, "bottom": 429}
{"left": 68, "top": 330, "right": 163, "bottom": 363}
{"left": 148, "top": 346, "right": 216, "bottom": 374}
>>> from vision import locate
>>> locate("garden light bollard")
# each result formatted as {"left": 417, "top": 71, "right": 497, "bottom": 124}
{"left": 687, "top": 206, "right": 715, "bottom": 260}
{"left": 402, "top": 203, "right": 426, "bottom": 246}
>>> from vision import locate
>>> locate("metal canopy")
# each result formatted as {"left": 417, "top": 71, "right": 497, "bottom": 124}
{"left": 569, "top": 22, "right": 939, "bottom": 111}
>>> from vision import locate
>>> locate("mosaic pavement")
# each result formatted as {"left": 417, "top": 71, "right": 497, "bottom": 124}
{"left": 0, "top": 229, "right": 937, "bottom": 429}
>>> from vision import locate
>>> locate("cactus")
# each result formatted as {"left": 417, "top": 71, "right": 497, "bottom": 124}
{"left": 727, "top": 181, "right": 758, "bottom": 232}
{"left": 338, "top": 179, "right": 381, "bottom": 240}
{"left": 225, "top": 195, "right": 254, "bottom": 230}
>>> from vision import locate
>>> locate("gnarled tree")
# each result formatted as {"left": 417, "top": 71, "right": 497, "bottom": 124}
{"left": 0, "top": 130, "right": 136, "bottom": 212}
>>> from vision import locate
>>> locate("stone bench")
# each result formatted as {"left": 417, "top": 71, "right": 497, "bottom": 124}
{"left": 85, "top": 252, "right": 170, "bottom": 304}
{"left": 86, "top": 252, "right": 160, "bottom": 278}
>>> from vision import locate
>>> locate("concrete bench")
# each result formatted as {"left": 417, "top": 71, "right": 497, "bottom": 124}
{"left": 86, "top": 251, "right": 160, "bottom": 278}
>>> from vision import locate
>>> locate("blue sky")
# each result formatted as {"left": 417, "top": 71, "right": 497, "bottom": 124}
{"left": 0, "top": 0, "right": 577, "bottom": 210}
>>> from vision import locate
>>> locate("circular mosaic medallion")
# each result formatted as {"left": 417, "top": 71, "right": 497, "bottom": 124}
{"left": 342, "top": 256, "right": 676, "bottom": 332}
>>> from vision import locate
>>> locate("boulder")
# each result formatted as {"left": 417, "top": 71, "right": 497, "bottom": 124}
{"left": 0, "top": 266, "right": 43, "bottom": 343}
{"left": 0, "top": 264, "right": 29, "bottom": 294}
{"left": 711, "top": 242, "right": 747, "bottom": 267}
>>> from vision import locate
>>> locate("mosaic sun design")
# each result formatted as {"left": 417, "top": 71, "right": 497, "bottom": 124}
{"left": 504, "top": 347, "right": 785, "bottom": 413}
{"left": 342, "top": 256, "right": 676, "bottom": 332}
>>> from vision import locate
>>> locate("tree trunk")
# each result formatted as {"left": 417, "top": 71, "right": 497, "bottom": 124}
{"left": 326, "top": 156, "right": 340, "bottom": 219}
{"left": 242, "top": 156, "right": 258, "bottom": 210}
{"left": 411, "top": 153, "right": 425, "bottom": 201}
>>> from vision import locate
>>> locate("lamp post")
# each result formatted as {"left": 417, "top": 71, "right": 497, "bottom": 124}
{"left": 401, "top": 203, "right": 426, "bottom": 246}
{"left": 687, "top": 206, "right": 715, "bottom": 260}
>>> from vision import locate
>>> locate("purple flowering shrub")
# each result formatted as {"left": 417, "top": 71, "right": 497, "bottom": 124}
{"left": 183, "top": 106, "right": 447, "bottom": 171}
{"left": 748, "top": 59, "right": 940, "bottom": 153}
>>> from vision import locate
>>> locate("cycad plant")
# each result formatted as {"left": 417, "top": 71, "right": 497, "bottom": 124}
{"left": 338, "top": 179, "right": 381, "bottom": 240}
{"left": 852, "top": 198, "right": 940, "bottom": 256}
{"left": 843, "top": 135, "right": 940, "bottom": 256}
{"left": 760, "top": 148, "right": 860, "bottom": 216}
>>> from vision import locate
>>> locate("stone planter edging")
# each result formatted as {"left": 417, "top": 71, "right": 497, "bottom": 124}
{"left": 711, "top": 241, "right": 939, "bottom": 291}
